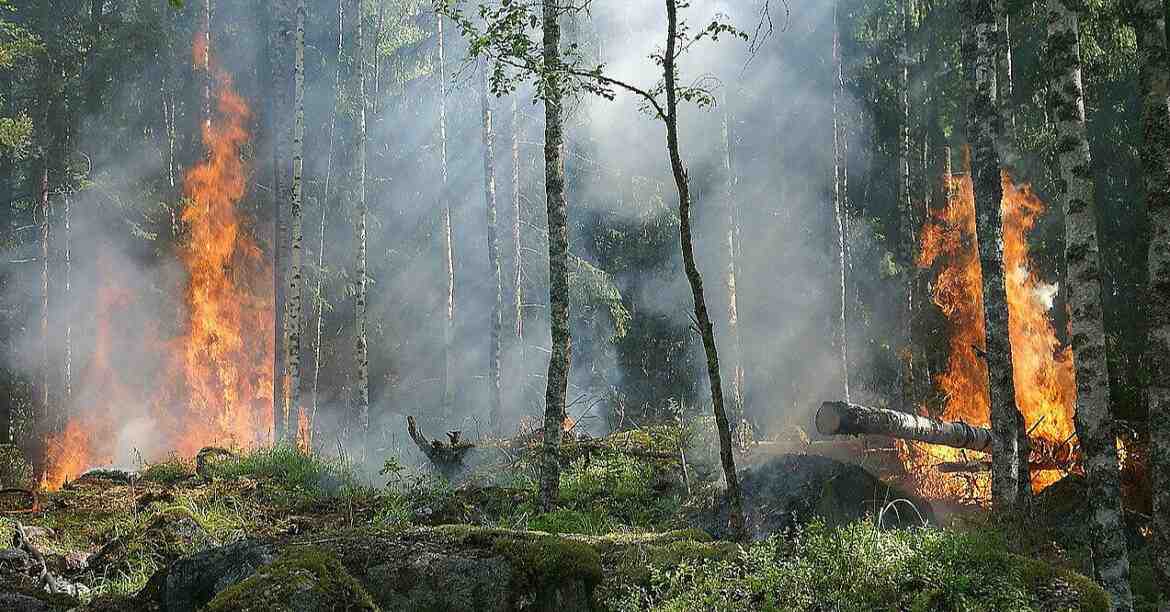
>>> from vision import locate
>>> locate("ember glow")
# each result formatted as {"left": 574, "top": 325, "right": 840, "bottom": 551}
{"left": 902, "top": 151, "right": 1077, "bottom": 500}
{"left": 42, "top": 40, "right": 273, "bottom": 489}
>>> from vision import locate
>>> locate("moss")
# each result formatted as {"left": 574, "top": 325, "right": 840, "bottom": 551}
{"left": 429, "top": 524, "right": 603, "bottom": 588}
{"left": 141, "top": 456, "right": 196, "bottom": 485}
{"left": 609, "top": 539, "right": 740, "bottom": 586}
{"left": 1016, "top": 554, "right": 1110, "bottom": 612}
{"left": 205, "top": 546, "right": 379, "bottom": 612}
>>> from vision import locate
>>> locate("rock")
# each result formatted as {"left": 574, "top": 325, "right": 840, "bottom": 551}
{"left": 0, "top": 592, "right": 64, "bottom": 612}
{"left": 154, "top": 539, "right": 277, "bottom": 612}
{"left": 204, "top": 547, "right": 377, "bottom": 612}
{"left": 704, "top": 454, "right": 935, "bottom": 540}
{"left": 365, "top": 548, "right": 513, "bottom": 611}
{"left": 0, "top": 548, "right": 31, "bottom": 566}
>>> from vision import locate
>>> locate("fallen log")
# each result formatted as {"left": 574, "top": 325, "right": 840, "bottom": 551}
{"left": 816, "top": 401, "right": 993, "bottom": 453}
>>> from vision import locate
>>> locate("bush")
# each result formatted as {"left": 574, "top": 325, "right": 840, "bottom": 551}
{"left": 559, "top": 454, "right": 682, "bottom": 530}
{"left": 140, "top": 455, "right": 196, "bottom": 485}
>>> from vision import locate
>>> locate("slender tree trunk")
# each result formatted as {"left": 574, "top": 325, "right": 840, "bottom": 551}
{"left": 62, "top": 190, "right": 71, "bottom": 411}
{"left": 968, "top": 0, "right": 1021, "bottom": 509}
{"left": 723, "top": 108, "right": 747, "bottom": 421}
{"left": 39, "top": 165, "right": 50, "bottom": 465}
{"left": 1129, "top": 0, "right": 1170, "bottom": 599}
{"left": 897, "top": 0, "right": 920, "bottom": 416}
{"left": 832, "top": 0, "right": 851, "bottom": 405}
{"left": 270, "top": 0, "right": 290, "bottom": 442}
{"left": 1047, "top": 4, "right": 1134, "bottom": 609}
{"left": 483, "top": 78, "right": 503, "bottom": 434}
{"left": 202, "top": 0, "right": 212, "bottom": 129}
{"left": 312, "top": 0, "right": 345, "bottom": 436}
{"left": 512, "top": 95, "right": 524, "bottom": 376}
{"left": 996, "top": 0, "right": 1015, "bottom": 138}
{"left": 438, "top": 15, "right": 455, "bottom": 421}
{"left": 662, "top": 0, "right": 744, "bottom": 540}
{"left": 354, "top": 0, "right": 371, "bottom": 455}
{"left": 539, "top": 1, "right": 571, "bottom": 512}
{"left": 283, "top": 0, "right": 307, "bottom": 444}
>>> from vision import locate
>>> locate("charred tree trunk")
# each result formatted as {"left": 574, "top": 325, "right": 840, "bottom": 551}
{"left": 1047, "top": 4, "right": 1134, "bottom": 608}
{"left": 283, "top": 0, "right": 307, "bottom": 444}
{"left": 354, "top": 0, "right": 370, "bottom": 454}
{"left": 539, "top": 2, "right": 571, "bottom": 513}
{"left": 662, "top": 0, "right": 744, "bottom": 541}
{"left": 817, "top": 401, "right": 993, "bottom": 452}
{"left": 438, "top": 15, "right": 455, "bottom": 421}
{"left": 1129, "top": 0, "right": 1170, "bottom": 598}
{"left": 482, "top": 78, "right": 503, "bottom": 434}
{"left": 967, "top": 0, "right": 1021, "bottom": 509}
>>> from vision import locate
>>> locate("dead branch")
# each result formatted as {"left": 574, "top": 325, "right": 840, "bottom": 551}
{"left": 13, "top": 521, "right": 56, "bottom": 594}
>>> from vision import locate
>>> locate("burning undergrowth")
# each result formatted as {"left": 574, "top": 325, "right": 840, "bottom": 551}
{"left": 42, "top": 40, "right": 274, "bottom": 490}
{"left": 902, "top": 151, "right": 1087, "bottom": 502}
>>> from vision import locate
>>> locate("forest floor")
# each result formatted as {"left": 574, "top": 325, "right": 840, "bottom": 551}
{"left": 0, "top": 428, "right": 1161, "bottom": 611}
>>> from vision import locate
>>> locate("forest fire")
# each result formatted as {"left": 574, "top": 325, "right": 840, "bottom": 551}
{"left": 41, "top": 40, "right": 272, "bottom": 489}
{"left": 904, "top": 153, "right": 1077, "bottom": 501}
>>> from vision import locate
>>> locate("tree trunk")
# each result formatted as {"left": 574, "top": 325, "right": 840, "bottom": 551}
{"left": 1047, "top": 5, "right": 1134, "bottom": 608}
{"left": 512, "top": 95, "right": 524, "bottom": 376}
{"left": 312, "top": 0, "right": 345, "bottom": 439}
{"left": 283, "top": 0, "right": 307, "bottom": 444}
{"left": 62, "top": 190, "right": 71, "bottom": 411}
{"left": 270, "top": 0, "right": 290, "bottom": 442}
{"left": 817, "top": 401, "right": 993, "bottom": 452}
{"left": 831, "top": 0, "right": 850, "bottom": 405}
{"left": 663, "top": 0, "right": 744, "bottom": 541}
{"left": 483, "top": 78, "right": 503, "bottom": 434}
{"left": 898, "top": 0, "right": 916, "bottom": 415}
{"left": 438, "top": 15, "right": 455, "bottom": 421}
{"left": 38, "top": 164, "right": 50, "bottom": 470}
{"left": 722, "top": 108, "right": 747, "bottom": 422}
{"left": 968, "top": 0, "right": 1021, "bottom": 509}
{"left": 354, "top": 0, "right": 370, "bottom": 455}
{"left": 1130, "top": 0, "right": 1170, "bottom": 599}
{"left": 539, "top": 1, "right": 571, "bottom": 513}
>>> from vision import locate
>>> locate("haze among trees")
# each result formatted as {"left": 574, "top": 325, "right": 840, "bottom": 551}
{"left": 0, "top": 0, "right": 1166, "bottom": 610}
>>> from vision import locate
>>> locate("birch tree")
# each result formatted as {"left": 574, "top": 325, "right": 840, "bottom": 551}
{"left": 438, "top": 13, "right": 455, "bottom": 421}
{"left": 1127, "top": 0, "right": 1170, "bottom": 599}
{"left": 283, "top": 0, "right": 307, "bottom": 444}
{"left": 966, "top": 0, "right": 1021, "bottom": 508}
{"left": 354, "top": 0, "right": 370, "bottom": 452}
{"left": 482, "top": 76, "right": 503, "bottom": 434}
{"left": 1047, "top": 2, "right": 1133, "bottom": 608}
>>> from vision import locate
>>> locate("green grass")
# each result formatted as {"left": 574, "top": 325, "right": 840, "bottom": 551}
{"left": 140, "top": 454, "right": 196, "bottom": 485}
{"left": 202, "top": 444, "right": 368, "bottom": 508}
{"left": 607, "top": 521, "right": 1109, "bottom": 612}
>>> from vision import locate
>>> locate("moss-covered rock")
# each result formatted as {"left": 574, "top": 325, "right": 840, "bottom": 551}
{"left": 205, "top": 547, "right": 378, "bottom": 612}
{"left": 704, "top": 454, "right": 934, "bottom": 539}
{"left": 152, "top": 539, "right": 277, "bottom": 612}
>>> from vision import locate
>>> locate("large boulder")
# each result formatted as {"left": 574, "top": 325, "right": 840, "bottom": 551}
{"left": 148, "top": 539, "right": 277, "bottom": 612}
{"left": 704, "top": 453, "right": 935, "bottom": 540}
{"left": 205, "top": 547, "right": 378, "bottom": 612}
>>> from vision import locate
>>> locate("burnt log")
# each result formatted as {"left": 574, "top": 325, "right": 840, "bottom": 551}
{"left": 816, "top": 401, "right": 992, "bottom": 453}
{"left": 406, "top": 416, "right": 476, "bottom": 479}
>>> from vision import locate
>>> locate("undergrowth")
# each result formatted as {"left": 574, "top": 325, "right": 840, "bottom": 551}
{"left": 607, "top": 521, "right": 1109, "bottom": 612}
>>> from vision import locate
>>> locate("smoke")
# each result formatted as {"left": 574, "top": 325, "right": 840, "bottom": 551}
{"left": 3, "top": 0, "right": 903, "bottom": 477}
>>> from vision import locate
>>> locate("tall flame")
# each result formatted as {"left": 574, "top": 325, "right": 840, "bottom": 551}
{"left": 903, "top": 151, "right": 1077, "bottom": 500}
{"left": 42, "top": 39, "right": 272, "bottom": 488}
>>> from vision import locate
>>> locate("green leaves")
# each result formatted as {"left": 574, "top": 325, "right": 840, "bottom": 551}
{"left": 168, "top": 0, "right": 184, "bottom": 9}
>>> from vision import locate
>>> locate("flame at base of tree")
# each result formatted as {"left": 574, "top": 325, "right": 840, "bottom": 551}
{"left": 41, "top": 40, "right": 272, "bottom": 490}
{"left": 902, "top": 151, "right": 1077, "bottom": 501}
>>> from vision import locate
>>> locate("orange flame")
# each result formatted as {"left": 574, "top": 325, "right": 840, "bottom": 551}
{"left": 42, "top": 38, "right": 272, "bottom": 489}
{"left": 903, "top": 151, "right": 1077, "bottom": 500}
